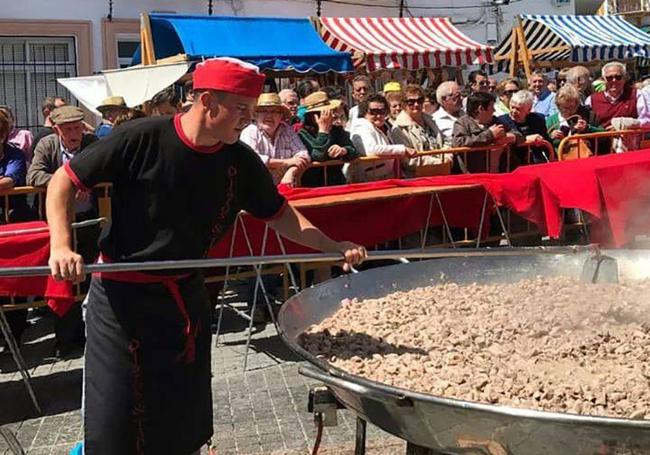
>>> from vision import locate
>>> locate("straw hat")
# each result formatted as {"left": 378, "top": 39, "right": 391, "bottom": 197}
{"left": 303, "top": 91, "right": 342, "bottom": 113}
{"left": 256, "top": 93, "right": 291, "bottom": 119}
{"left": 97, "top": 96, "right": 127, "bottom": 114}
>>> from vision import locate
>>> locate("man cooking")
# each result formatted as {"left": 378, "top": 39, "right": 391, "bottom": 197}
{"left": 46, "top": 57, "right": 366, "bottom": 455}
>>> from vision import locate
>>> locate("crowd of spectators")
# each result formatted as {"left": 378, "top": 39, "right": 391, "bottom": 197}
{"left": 239, "top": 62, "right": 650, "bottom": 183}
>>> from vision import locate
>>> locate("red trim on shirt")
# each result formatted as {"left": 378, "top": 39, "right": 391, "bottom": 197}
{"left": 63, "top": 162, "right": 91, "bottom": 192}
{"left": 257, "top": 199, "right": 289, "bottom": 222}
{"left": 173, "top": 114, "right": 224, "bottom": 154}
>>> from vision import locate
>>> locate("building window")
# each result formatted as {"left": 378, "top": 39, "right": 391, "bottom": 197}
{"left": 0, "top": 37, "right": 77, "bottom": 132}
{"left": 116, "top": 35, "right": 140, "bottom": 68}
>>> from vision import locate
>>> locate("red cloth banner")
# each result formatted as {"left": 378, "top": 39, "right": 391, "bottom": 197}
{"left": 0, "top": 221, "right": 74, "bottom": 315}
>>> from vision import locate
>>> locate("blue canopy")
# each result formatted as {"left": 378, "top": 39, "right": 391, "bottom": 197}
{"left": 135, "top": 13, "right": 353, "bottom": 73}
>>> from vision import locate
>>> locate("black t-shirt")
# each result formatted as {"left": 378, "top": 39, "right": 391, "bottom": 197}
{"left": 66, "top": 115, "right": 286, "bottom": 262}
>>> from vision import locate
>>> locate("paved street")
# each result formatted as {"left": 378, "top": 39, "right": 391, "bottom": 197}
{"left": 0, "top": 298, "right": 404, "bottom": 455}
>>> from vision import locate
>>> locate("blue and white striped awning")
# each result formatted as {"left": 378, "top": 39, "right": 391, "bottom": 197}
{"left": 493, "top": 15, "right": 650, "bottom": 71}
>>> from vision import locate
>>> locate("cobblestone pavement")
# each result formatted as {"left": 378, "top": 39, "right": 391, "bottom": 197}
{"left": 0, "top": 299, "right": 404, "bottom": 455}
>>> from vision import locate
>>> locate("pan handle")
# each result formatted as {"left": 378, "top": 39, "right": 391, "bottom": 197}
{"left": 299, "top": 365, "right": 414, "bottom": 408}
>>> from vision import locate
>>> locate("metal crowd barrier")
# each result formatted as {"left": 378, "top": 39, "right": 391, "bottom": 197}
{"left": 0, "top": 184, "right": 113, "bottom": 222}
{"left": 296, "top": 141, "right": 555, "bottom": 187}
{"left": 557, "top": 128, "right": 650, "bottom": 161}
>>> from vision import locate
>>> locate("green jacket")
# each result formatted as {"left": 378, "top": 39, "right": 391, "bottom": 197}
{"left": 545, "top": 111, "right": 604, "bottom": 149}
{"left": 298, "top": 126, "right": 359, "bottom": 162}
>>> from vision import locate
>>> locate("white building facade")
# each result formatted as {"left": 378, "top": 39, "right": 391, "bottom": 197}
{"left": 0, "top": 0, "right": 574, "bottom": 129}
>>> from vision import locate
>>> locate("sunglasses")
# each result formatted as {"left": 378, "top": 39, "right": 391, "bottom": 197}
{"left": 476, "top": 81, "right": 489, "bottom": 87}
{"left": 605, "top": 75, "right": 623, "bottom": 82}
{"left": 503, "top": 90, "right": 517, "bottom": 96}
{"left": 406, "top": 97, "right": 425, "bottom": 106}
{"left": 368, "top": 108, "right": 387, "bottom": 116}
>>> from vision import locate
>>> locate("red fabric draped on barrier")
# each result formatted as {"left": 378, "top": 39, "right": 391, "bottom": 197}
{"left": 514, "top": 149, "right": 650, "bottom": 245}
{"left": 208, "top": 150, "right": 650, "bottom": 256}
{"left": 0, "top": 221, "right": 74, "bottom": 315}
{"left": 209, "top": 182, "right": 491, "bottom": 257}
{"left": 207, "top": 171, "right": 555, "bottom": 258}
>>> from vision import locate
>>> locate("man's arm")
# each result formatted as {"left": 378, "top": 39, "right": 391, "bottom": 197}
{"left": 452, "top": 119, "right": 495, "bottom": 148}
{"left": 0, "top": 177, "right": 15, "bottom": 191}
{"left": 46, "top": 167, "right": 84, "bottom": 282}
{"left": 267, "top": 204, "right": 366, "bottom": 271}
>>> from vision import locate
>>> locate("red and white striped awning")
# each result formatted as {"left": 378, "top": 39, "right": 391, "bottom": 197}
{"left": 317, "top": 17, "right": 493, "bottom": 72}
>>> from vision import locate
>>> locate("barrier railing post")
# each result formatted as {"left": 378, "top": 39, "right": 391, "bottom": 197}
{"left": 558, "top": 127, "right": 650, "bottom": 161}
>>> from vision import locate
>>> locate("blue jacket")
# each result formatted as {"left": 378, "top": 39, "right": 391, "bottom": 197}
{"left": 95, "top": 123, "right": 113, "bottom": 138}
{"left": 1, "top": 142, "right": 26, "bottom": 186}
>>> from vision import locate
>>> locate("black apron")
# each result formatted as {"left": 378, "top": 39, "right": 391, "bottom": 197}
{"left": 83, "top": 270, "right": 212, "bottom": 455}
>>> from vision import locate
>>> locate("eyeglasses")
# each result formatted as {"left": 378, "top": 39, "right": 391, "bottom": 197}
{"left": 605, "top": 75, "right": 623, "bottom": 82}
{"left": 368, "top": 108, "right": 387, "bottom": 116}
{"left": 406, "top": 97, "right": 425, "bottom": 106}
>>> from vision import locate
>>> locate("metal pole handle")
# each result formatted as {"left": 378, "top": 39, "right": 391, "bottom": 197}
{"left": 0, "top": 245, "right": 595, "bottom": 278}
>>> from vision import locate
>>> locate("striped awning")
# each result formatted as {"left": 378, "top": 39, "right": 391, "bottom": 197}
{"left": 493, "top": 14, "right": 650, "bottom": 70}
{"left": 317, "top": 17, "right": 493, "bottom": 72}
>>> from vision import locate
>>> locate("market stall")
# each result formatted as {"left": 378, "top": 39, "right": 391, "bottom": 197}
{"left": 313, "top": 16, "right": 492, "bottom": 72}
{"left": 135, "top": 13, "right": 353, "bottom": 74}
{"left": 493, "top": 14, "right": 650, "bottom": 77}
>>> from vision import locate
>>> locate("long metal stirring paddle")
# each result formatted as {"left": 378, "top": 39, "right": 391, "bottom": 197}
{"left": 0, "top": 245, "right": 594, "bottom": 278}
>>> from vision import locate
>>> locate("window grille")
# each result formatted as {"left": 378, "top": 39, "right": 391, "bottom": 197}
{"left": 0, "top": 37, "right": 77, "bottom": 132}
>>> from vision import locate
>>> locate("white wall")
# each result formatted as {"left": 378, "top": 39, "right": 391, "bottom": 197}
{"left": 1, "top": 0, "right": 575, "bottom": 72}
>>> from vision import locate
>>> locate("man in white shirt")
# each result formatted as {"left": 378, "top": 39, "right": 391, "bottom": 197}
{"left": 346, "top": 75, "right": 372, "bottom": 131}
{"left": 433, "top": 81, "right": 464, "bottom": 148}
{"left": 278, "top": 88, "right": 299, "bottom": 124}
